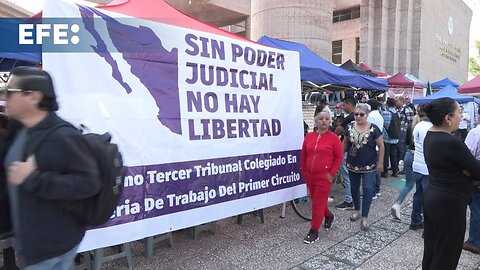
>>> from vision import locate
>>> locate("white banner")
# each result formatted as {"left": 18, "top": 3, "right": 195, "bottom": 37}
{"left": 42, "top": 0, "right": 304, "bottom": 251}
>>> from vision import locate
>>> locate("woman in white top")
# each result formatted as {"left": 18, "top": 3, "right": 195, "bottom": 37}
{"left": 457, "top": 105, "right": 470, "bottom": 141}
{"left": 409, "top": 107, "right": 433, "bottom": 230}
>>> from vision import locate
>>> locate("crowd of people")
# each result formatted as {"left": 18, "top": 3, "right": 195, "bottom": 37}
{"left": 301, "top": 94, "right": 480, "bottom": 270}
{"left": 0, "top": 66, "right": 479, "bottom": 270}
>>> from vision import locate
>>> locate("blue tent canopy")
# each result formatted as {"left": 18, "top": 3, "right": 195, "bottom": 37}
{"left": 0, "top": 53, "right": 41, "bottom": 72}
{"left": 0, "top": 52, "right": 41, "bottom": 64}
{"left": 257, "top": 36, "right": 387, "bottom": 91}
{"left": 413, "top": 85, "right": 474, "bottom": 104}
{"left": 431, "top": 77, "right": 459, "bottom": 88}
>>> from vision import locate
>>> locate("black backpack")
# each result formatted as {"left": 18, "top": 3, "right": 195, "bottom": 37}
{"left": 35, "top": 124, "right": 125, "bottom": 226}
{"left": 386, "top": 111, "right": 401, "bottom": 139}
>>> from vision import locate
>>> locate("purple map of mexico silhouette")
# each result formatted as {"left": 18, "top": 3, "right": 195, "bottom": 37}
{"left": 79, "top": 6, "right": 182, "bottom": 135}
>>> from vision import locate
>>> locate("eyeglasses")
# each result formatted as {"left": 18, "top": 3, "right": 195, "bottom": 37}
{"left": 354, "top": 113, "right": 366, "bottom": 117}
{"left": 0, "top": 87, "right": 33, "bottom": 97}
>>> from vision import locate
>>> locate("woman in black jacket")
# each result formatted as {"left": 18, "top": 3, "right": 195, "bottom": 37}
{"left": 422, "top": 98, "right": 480, "bottom": 270}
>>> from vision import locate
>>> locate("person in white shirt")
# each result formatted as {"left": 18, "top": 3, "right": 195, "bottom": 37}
{"left": 462, "top": 107, "right": 480, "bottom": 254}
{"left": 391, "top": 108, "right": 425, "bottom": 220}
{"left": 409, "top": 112, "right": 433, "bottom": 230}
{"left": 367, "top": 100, "right": 384, "bottom": 131}
{"left": 367, "top": 99, "right": 384, "bottom": 198}
{"left": 457, "top": 105, "right": 470, "bottom": 141}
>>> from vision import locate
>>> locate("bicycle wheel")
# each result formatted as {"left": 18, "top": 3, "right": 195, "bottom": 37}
{"left": 291, "top": 197, "right": 312, "bottom": 221}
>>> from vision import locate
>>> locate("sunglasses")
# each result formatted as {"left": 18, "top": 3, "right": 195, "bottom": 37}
{"left": 0, "top": 87, "right": 33, "bottom": 97}
{"left": 354, "top": 113, "right": 366, "bottom": 117}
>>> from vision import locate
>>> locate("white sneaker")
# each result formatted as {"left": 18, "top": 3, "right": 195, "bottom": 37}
{"left": 391, "top": 203, "right": 401, "bottom": 220}
{"left": 328, "top": 196, "right": 334, "bottom": 203}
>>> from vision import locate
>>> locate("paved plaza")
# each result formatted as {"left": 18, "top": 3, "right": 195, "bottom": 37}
{"left": 96, "top": 176, "right": 480, "bottom": 270}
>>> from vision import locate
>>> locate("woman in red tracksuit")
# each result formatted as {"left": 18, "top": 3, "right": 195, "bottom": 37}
{"left": 301, "top": 111, "right": 343, "bottom": 244}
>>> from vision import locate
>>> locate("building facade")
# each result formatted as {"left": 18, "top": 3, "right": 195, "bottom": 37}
{"left": 167, "top": 0, "right": 472, "bottom": 83}
{"left": 360, "top": 0, "right": 472, "bottom": 82}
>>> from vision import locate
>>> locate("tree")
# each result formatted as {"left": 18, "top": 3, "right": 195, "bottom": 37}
{"left": 470, "top": 39, "right": 480, "bottom": 76}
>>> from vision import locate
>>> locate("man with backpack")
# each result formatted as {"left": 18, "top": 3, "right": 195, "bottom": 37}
{"left": 1, "top": 67, "right": 101, "bottom": 270}
{"left": 380, "top": 98, "right": 400, "bottom": 178}
{"left": 395, "top": 96, "right": 415, "bottom": 167}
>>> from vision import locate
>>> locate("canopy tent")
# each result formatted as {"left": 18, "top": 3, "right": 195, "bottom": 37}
{"left": 0, "top": 58, "right": 38, "bottom": 73}
{"left": 97, "top": 0, "right": 251, "bottom": 42}
{"left": 431, "top": 77, "right": 459, "bottom": 88}
{"left": 388, "top": 72, "right": 424, "bottom": 88}
{"left": 458, "top": 75, "right": 480, "bottom": 95}
{"left": 340, "top": 59, "right": 375, "bottom": 76}
{"left": 257, "top": 36, "right": 387, "bottom": 91}
{"left": 0, "top": 52, "right": 42, "bottom": 73}
{"left": 405, "top": 74, "right": 427, "bottom": 87}
{"left": 412, "top": 85, "right": 475, "bottom": 104}
{"left": 357, "top": 62, "right": 389, "bottom": 77}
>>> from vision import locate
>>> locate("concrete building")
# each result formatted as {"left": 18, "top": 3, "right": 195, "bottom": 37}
{"left": 0, "top": 0, "right": 473, "bottom": 82}
{"left": 360, "top": 0, "right": 472, "bottom": 83}
{"left": 167, "top": 0, "right": 472, "bottom": 83}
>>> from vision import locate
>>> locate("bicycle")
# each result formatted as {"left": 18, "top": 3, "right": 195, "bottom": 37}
{"left": 291, "top": 196, "right": 312, "bottom": 221}
{"left": 289, "top": 173, "right": 343, "bottom": 221}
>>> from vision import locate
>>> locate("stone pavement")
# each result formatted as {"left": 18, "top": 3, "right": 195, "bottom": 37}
{"left": 94, "top": 175, "right": 480, "bottom": 270}
{"left": 2, "top": 175, "right": 475, "bottom": 270}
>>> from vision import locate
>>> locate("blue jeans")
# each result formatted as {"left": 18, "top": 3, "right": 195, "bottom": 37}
{"left": 467, "top": 192, "right": 480, "bottom": 248}
{"left": 340, "top": 153, "right": 352, "bottom": 203}
{"left": 374, "top": 172, "right": 381, "bottom": 194}
{"left": 397, "top": 150, "right": 415, "bottom": 204}
{"left": 24, "top": 245, "right": 79, "bottom": 270}
{"left": 411, "top": 172, "right": 428, "bottom": 225}
{"left": 349, "top": 171, "right": 376, "bottom": 217}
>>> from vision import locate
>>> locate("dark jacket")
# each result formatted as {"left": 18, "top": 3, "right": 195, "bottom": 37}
{"left": 0, "top": 119, "right": 22, "bottom": 236}
{"left": 3, "top": 113, "right": 100, "bottom": 266}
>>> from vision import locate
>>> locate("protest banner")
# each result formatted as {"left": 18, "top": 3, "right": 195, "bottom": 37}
{"left": 42, "top": 0, "right": 304, "bottom": 251}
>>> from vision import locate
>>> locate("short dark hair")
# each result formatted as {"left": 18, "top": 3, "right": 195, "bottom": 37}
{"left": 417, "top": 104, "right": 426, "bottom": 117}
{"left": 10, "top": 66, "right": 58, "bottom": 112}
{"left": 367, "top": 99, "right": 380, "bottom": 110}
{"left": 423, "top": 98, "right": 457, "bottom": 126}
{"left": 386, "top": 98, "right": 396, "bottom": 108}
{"left": 342, "top": 97, "right": 356, "bottom": 106}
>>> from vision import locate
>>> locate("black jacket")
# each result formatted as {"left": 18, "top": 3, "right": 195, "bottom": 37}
{"left": 0, "top": 119, "right": 22, "bottom": 236}
{"left": 3, "top": 113, "right": 100, "bottom": 266}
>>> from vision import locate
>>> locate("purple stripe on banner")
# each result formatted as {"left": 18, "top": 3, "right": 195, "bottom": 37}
{"left": 101, "top": 150, "right": 302, "bottom": 227}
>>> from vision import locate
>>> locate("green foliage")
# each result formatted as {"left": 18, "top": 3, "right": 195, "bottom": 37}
{"left": 470, "top": 40, "right": 480, "bottom": 76}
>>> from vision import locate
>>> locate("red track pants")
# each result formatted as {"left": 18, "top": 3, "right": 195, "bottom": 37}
{"left": 305, "top": 173, "right": 332, "bottom": 231}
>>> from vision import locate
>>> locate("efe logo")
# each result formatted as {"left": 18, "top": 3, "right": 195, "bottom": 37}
{"left": 19, "top": 23, "right": 80, "bottom": 45}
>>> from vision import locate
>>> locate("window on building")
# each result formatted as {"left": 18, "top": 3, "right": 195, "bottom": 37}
{"left": 332, "top": 40, "right": 342, "bottom": 64}
{"left": 356, "top": 37, "right": 360, "bottom": 64}
{"left": 333, "top": 6, "right": 360, "bottom": 23}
